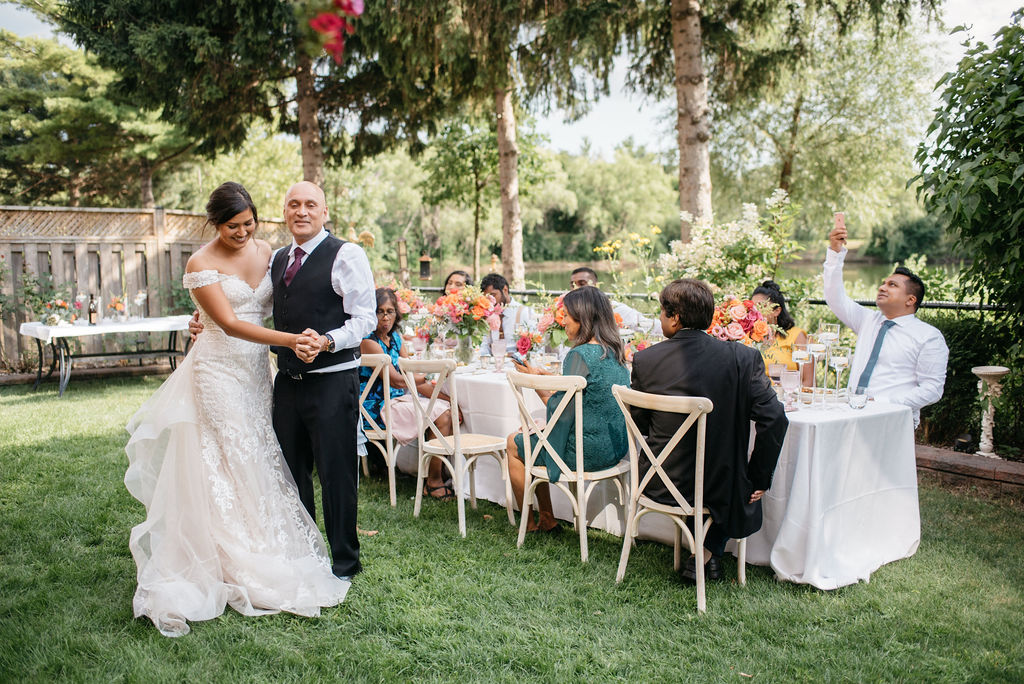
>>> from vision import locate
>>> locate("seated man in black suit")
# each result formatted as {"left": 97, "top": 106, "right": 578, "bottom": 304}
{"left": 630, "top": 278, "right": 788, "bottom": 583}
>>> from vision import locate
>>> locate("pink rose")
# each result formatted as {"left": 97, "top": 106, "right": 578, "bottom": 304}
{"left": 726, "top": 322, "right": 745, "bottom": 340}
{"left": 538, "top": 312, "right": 554, "bottom": 333}
{"left": 729, "top": 305, "right": 748, "bottom": 323}
{"left": 397, "top": 301, "right": 411, "bottom": 314}
{"left": 516, "top": 336, "right": 532, "bottom": 355}
{"left": 310, "top": 12, "right": 344, "bottom": 34}
{"left": 486, "top": 313, "right": 501, "bottom": 331}
{"left": 711, "top": 324, "right": 727, "bottom": 340}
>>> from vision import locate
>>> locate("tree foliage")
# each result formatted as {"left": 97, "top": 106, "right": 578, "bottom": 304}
{"left": 914, "top": 11, "right": 1024, "bottom": 319}
{"left": 0, "top": 31, "right": 190, "bottom": 206}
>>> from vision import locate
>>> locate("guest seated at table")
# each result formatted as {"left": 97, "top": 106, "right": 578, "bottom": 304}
{"left": 569, "top": 266, "right": 662, "bottom": 335}
{"left": 442, "top": 270, "right": 472, "bottom": 295}
{"left": 479, "top": 273, "right": 537, "bottom": 355}
{"left": 505, "top": 286, "right": 630, "bottom": 533}
{"left": 360, "top": 287, "right": 457, "bottom": 500}
{"left": 750, "top": 280, "right": 812, "bottom": 385}
{"left": 825, "top": 222, "right": 948, "bottom": 427}
{"left": 630, "top": 278, "right": 788, "bottom": 583}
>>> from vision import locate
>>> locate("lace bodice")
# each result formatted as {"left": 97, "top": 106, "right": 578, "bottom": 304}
{"left": 183, "top": 269, "right": 272, "bottom": 326}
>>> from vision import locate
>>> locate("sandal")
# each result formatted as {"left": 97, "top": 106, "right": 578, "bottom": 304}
{"left": 423, "top": 484, "right": 455, "bottom": 501}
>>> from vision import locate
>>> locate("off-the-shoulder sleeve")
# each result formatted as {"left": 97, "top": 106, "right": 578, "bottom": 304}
{"left": 182, "top": 270, "right": 222, "bottom": 290}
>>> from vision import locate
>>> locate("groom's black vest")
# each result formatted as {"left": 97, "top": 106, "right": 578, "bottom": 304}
{"left": 270, "top": 235, "right": 358, "bottom": 374}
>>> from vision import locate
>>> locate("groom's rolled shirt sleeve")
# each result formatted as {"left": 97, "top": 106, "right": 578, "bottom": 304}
{"left": 326, "top": 242, "right": 377, "bottom": 351}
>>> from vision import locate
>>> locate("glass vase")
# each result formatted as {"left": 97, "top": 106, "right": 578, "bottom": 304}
{"left": 455, "top": 336, "right": 475, "bottom": 366}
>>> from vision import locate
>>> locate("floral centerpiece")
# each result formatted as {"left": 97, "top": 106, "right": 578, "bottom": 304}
{"left": 537, "top": 293, "right": 569, "bottom": 348}
{"left": 707, "top": 297, "right": 773, "bottom": 346}
{"left": 515, "top": 329, "right": 544, "bottom": 356}
{"left": 393, "top": 286, "right": 429, "bottom": 316}
{"left": 429, "top": 286, "right": 503, "bottom": 363}
{"left": 42, "top": 298, "right": 76, "bottom": 327}
{"left": 107, "top": 295, "right": 126, "bottom": 316}
{"left": 624, "top": 331, "right": 654, "bottom": 363}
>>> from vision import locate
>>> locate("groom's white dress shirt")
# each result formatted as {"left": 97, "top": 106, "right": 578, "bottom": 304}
{"left": 274, "top": 228, "right": 376, "bottom": 373}
{"left": 823, "top": 246, "right": 948, "bottom": 427}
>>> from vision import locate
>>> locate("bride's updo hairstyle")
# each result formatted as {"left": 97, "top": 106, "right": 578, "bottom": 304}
{"left": 205, "top": 181, "right": 259, "bottom": 229}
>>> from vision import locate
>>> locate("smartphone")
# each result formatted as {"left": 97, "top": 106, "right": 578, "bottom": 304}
{"left": 509, "top": 351, "right": 527, "bottom": 366}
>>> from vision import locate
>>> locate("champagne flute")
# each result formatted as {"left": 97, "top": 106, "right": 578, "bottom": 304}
{"left": 829, "top": 345, "right": 850, "bottom": 407}
{"left": 806, "top": 334, "right": 827, "bottom": 391}
{"left": 780, "top": 369, "right": 800, "bottom": 410}
{"left": 792, "top": 342, "right": 811, "bottom": 393}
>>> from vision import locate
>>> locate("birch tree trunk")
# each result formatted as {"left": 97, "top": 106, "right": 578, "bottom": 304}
{"left": 494, "top": 87, "right": 525, "bottom": 288}
{"left": 671, "top": 0, "right": 713, "bottom": 242}
{"left": 295, "top": 51, "right": 325, "bottom": 186}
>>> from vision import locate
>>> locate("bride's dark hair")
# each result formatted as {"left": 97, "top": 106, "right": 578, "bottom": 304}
{"left": 205, "top": 182, "right": 259, "bottom": 228}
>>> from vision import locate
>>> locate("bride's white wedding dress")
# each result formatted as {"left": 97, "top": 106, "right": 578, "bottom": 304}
{"left": 124, "top": 269, "right": 348, "bottom": 637}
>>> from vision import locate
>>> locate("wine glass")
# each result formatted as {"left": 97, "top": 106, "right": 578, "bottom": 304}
{"left": 411, "top": 335, "right": 427, "bottom": 359}
{"left": 829, "top": 345, "right": 850, "bottom": 407}
{"left": 780, "top": 370, "right": 800, "bottom": 410}
{"left": 792, "top": 342, "right": 811, "bottom": 391}
{"left": 806, "top": 334, "right": 827, "bottom": 390}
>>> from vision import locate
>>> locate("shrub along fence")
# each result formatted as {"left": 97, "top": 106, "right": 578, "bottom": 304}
{"left": 0, "top": 206, "right": 288, "bottom": 370}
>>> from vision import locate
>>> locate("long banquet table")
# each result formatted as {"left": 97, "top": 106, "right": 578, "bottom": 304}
{"left": 392, "top": 367, "right": 919, "bottom": 589}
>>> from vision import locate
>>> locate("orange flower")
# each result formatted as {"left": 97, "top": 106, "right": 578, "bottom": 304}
{"left": 751, "top": 319, "right": 769, "bottom": 341}
{"left": 614, "top": 312, "right": 624, "bottom": 327}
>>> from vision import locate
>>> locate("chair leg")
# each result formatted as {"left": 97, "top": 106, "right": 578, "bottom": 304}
{"left": 455, "top": 454, "right": 467, "bottom": 538}
{"left": 413, "top": 453, "right": 427, "bottom": 518}
{"left": 387, "top": 458, "right": 397, "bottom": 508}
{"left": 673, "top": 525, "right": 683, "bottom": 572}
{"left": 737, "top": 537, "right": 747, "bottom": 586}
{"left": 694, "top": 515, "right": 706, "bottom": 613}
{"left": 468, "top": 458, "right": 478, "bottom": 510}
{"left": 615, "top": 506, "right": 636, "bottom": 583}
{"left": 577, "top": 482, "right": 589, "bottom": 563}
{"left": 500, "top": 453, "right": 515, "bottom": 526}
{"left": 517, "top": 478, "right": 535, "bottom": 549}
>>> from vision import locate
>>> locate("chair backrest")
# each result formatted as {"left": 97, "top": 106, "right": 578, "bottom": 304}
{"left": 611, "top": 384, "right": 713, "bottom": 515}
{"left": 397, "top": 357, "right": 459, "bottom": 452}
{"left": 359, "top": 354, "right": 393, "bottom": 439}
{"left": 506, "top": 369, "right": 588, "bottom": 478}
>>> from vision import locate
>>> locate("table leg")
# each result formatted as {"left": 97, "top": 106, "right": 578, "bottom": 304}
{"left": 31, "top": 338, "right": 46, "bottom": 390}
{"left": 57, "top": 339, "right": 72, "bottom": 397}
{"left": 168, "top": 331, "right": 178, "bottom": 370}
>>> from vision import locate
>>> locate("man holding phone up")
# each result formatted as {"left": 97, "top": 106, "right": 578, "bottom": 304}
{"left": 824, "top": 213, "right": 949, "bottom": 427}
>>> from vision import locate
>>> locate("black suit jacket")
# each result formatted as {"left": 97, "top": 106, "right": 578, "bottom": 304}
{"left": 630, "top": 329, "right": 788, "bottom": 539}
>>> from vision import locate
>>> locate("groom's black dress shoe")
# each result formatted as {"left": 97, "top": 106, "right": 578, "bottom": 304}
{"left": 680, "top": 555, "right": 723, "bottom": 584}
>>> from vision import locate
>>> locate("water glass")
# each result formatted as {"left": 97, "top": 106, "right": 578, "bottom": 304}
{"left": 849, "top": 387, "right": 868, "bottom": 409}
{"left": 491, "top": 334, "right": 507, "bottom": 371}
{"left": 780, "top": 369, "right": 800, "bottom": 410}
{"left": 411, "top": 336, "right": 427, "bottom": 359}
{"left": 768, "top": 363, "right": 786, "bottom": 386}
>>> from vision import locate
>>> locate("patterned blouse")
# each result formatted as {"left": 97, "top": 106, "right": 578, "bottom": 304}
{"left": 358, "top": 330, "right": 407, "bottom": 428}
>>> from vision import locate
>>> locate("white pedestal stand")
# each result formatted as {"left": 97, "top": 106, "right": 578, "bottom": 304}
{"left": 971, "top": 365, "right": 1010, "bottom": 459}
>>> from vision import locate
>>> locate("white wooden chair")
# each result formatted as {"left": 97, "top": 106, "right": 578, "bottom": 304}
{"left": 358, "top": 353, "right": 398, "bottom": 507}
{"left": 507, "top": 369, "right": 630, "bottom": 563}
{"left": 611, "top": 384, "right": 745, "bottom": 613}
{"left": 397, "top": 357, "right": 513, "bottom": 537}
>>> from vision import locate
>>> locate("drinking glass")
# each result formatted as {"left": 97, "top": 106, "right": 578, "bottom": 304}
{"left": 411, "top": 336, "right": 427, "bottom": 359}
{"left": 780, "top": 369, "right": 800, "bottom": 410}
{"left": 829, "top": 345, "right": 850, "bottom": 408}
{"left": 849, "top": 386, "right": 868, "bottom": 409}
{"left": 806, "top": 335, "right": 827, "bottom": 390}
{"left": 792, "top": 343, "right": 811, "bottom": 388}
{"left": 816, "top": 323, "right": 840, "bottom": 387}
{"left": 491, "top": 334, "right": 507, "bottom": 371}
{"left": 767, "top": 363, "right": 786, "bottom": 400}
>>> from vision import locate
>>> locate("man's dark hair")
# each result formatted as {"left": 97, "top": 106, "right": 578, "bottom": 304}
{"left": 660, "top": 278, "right": 715, "bottom": 330}
{"left": 893, "top": 266, "right": 925, "bottom": 311}
{"left": 570, "top": 266, "right": 598, "bottom": 282}
{"left": 480, "top": 273, "right": 509, "bottom": 293}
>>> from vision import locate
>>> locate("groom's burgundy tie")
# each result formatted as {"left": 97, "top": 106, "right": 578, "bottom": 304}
{"left": 283, "top": 246, "right": 305, "bottom": 286}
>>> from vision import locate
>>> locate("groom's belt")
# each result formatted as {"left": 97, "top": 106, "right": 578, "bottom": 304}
{"left": 280, "top": 347, "right": 360, "bottom": 380}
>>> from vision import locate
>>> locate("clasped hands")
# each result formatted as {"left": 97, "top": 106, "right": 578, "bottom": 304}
{"left": 186, "top": 312, "right": 326, "bottom": 365}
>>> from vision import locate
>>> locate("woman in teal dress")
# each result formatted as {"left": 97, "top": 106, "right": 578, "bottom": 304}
{"left": 506, "top": 286, "right": 630, "bottom": 533}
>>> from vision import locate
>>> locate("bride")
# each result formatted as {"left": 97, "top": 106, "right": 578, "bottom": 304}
{"left": 124, "top": 182, "right": 349, "bottom": 637}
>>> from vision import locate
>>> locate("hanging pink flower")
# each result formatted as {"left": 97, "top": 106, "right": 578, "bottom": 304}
{"left": 334, "top": 0, "right": 364, "bottom": 16}
{"left": 310, "top": 12, "right": 344, "bottom": 34}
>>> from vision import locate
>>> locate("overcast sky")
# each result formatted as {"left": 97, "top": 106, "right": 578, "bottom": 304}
{"left": 2, "top": 0, "right": 1020, "bottom": 156}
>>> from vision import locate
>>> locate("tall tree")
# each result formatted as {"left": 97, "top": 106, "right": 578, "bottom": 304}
{"left": 621, "top": 0, "right": 941, "bottom": 240}
{"left": 0, "top": 31, "right": 190, "bottom": 207}
{"left": 710, "top": 19, "right": 938, "bottom": 237}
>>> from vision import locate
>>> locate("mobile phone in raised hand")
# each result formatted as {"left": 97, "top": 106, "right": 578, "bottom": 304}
{"left": 833, "top": 212, "right": 846, "bottom": 243}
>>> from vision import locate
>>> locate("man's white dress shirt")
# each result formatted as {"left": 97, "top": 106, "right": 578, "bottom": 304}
{"left": 823, "top": 246, "right": 948, "bottom": 426}
{"left": 275, "top": 229, "right": 377, "bottom": 373}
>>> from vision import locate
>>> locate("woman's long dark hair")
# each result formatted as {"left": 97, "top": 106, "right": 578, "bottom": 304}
{"left": 375, "top": 287, "right": 402, "bottom": 338}
{"left": 561, "top": 286, "right": 626, "bottom": 365}
{"left": 443, "top": 270, "right": 472, "bottom": 292}
{"left": 751, "top": 280, "right": 796, "bottom": 332}
{"left": 205, "top": 181, "right": 258, "bottom": 228}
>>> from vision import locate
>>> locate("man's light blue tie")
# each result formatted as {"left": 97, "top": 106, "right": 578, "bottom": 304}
{"left": 856, "top": 319, "right": 896, "bottom": 391}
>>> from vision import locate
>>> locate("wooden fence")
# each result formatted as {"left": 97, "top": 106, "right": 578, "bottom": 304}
{"left": 0, "top": 206, "right": 289, "bottom": 370}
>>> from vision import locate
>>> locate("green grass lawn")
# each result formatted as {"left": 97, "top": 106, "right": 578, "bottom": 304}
{"left": 1, "top": 377, "right": 1022, "bottom": 681}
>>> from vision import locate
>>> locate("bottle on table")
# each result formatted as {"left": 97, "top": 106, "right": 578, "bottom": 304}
{"left": 88, "top": 294, "right": 98, "bottom": 325}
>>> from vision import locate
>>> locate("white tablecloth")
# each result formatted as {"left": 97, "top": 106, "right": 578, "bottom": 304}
{"left": 742, "top": 401, "right": 918, "bottom": 589}
{"left": 20, "top": 316, "right": 191, "bottom": 344}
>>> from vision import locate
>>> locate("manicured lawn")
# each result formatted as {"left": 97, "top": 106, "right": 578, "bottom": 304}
{"left": 1, "top": 377, "right": 1022, "bottom": 681}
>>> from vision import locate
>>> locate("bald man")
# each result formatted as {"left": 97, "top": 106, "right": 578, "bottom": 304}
{"left": 270, "top": 181, "right": 376, "bottom": 579}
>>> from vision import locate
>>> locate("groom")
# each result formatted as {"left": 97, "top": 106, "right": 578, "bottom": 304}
{"left": 191, "top": 181, "right": 376, "bottom": 579}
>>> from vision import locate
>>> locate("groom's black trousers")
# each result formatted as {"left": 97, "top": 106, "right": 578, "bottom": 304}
{"left": 273, "top": 367, "right": 361, "bottom": 577}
